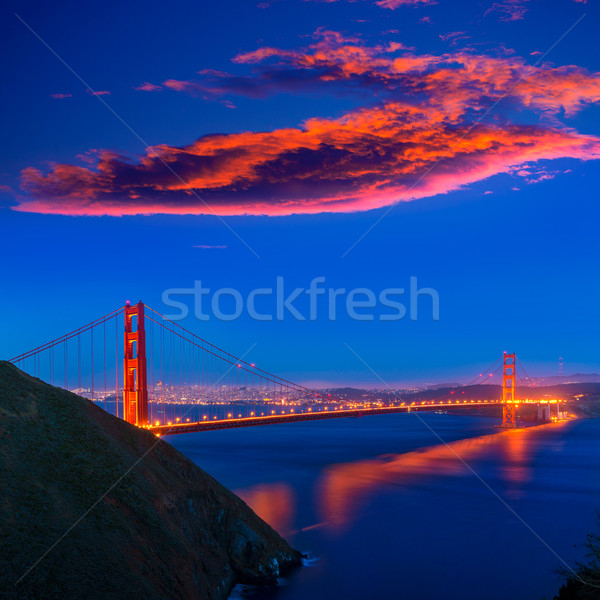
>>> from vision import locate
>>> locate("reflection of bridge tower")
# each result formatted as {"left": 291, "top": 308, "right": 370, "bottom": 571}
{"left": 501, "top": 352, "right": 517, "bottom": 427}
{"left": 123, "top": 301, "right": 148, "bottom": 426}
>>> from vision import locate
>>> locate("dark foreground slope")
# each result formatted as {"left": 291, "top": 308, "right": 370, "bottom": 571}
{"left": 0, "top": 361, "right": 301, "bottom": 600}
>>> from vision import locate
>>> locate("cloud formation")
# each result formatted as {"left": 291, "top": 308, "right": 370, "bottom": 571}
{"left": 161, "top": 29, "right": 600, "bottom": 117}
{"left": 133, "top": 82, "right": 163, "bottom": 92}
{"left": 17, "top": 33, "right": 600, "bottom": 217}
{"left": 305, "top": 0, "right": 436, "bottom": 7}
{"left": 86, "top": 89, "right": 111, "bottom": 96}
{"left": 484, "top": 0, "right": 529, "bottom": 22}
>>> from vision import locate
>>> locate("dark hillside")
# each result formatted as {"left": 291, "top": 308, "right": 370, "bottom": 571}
{"left": 0, "top": 361, "right": 301, "bottom": 600}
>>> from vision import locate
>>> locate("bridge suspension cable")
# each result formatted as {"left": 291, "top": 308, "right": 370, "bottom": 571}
{"left": 9, "top": 306, "right": 125, "bottom": 414}
{"left": 7, "top": 301, "right": 544, "bottom": 434}
{"left": 516, "top": 356, "right": 536, "bottom": 387}
{"left": 9, "top": 306, "right": 124, "bottom": 363}
{"left": 143, "top": 304, "right": 340, "bottom": 402}
{"left": 141, "top": 305, "right": 347, "bottom": 428}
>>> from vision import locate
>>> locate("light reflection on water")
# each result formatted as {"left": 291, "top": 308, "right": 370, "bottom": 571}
{"left": 235, "top": 483, "right": 297, "bottom": 537}
{"left": 238, "top": 421, "right": 567, "bottom": 534}
{"left": 167, "top": 415, "right": 600, "bottom": 600}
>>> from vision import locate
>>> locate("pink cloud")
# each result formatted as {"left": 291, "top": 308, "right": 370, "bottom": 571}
{"left": 484, "top": 0, "right": 529, "bottom": 22}
{"left": 305, "top": 0, "right": 436, "bottom": 6}
{"left": 86, "top": 89, "right": 111, "bottom": 96}
{"left": 439, "top": 31, "right": 471, "bottom": 46}
{"left": 376, "top": 0, "right": 436, "bottom": 7}
{"left": 134, "top": 82, "right": 163, "bottom": 92}
{"left": 50, "top": 93, "right": 72, "bottom": 99}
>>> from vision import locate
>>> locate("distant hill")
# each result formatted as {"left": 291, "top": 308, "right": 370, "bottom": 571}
{"left": 426, "top": 382, "right": 462, "bottom": 390}
{"left": 0, "top": 361, "right": 301, "bottom": 600}
{"left": 534, "top": 373, "right": 600, "bottom": 385}
{"left": 323, "top": 382, "right": 600, "bottom": 405}
{"left": 323, "top": 387, "right": 370, "bottom": 397}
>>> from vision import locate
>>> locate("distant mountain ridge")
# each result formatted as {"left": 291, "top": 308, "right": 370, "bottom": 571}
{"left": 533, "top": 373, "right": 600, "bottom": 385}
{"left": 322, "top": 381, "right": 600, "bottom": 403}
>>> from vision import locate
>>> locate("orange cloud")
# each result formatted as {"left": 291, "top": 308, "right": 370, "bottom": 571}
{"left": 15, "top": 33, "right": 600, "bottom": 217}
{"left": 17, "top": 100, "right": 600, "bottom": 216}
{"left": 164, "top": 31, "right": 600, "bottom": 118}
{"left": 134, "top": 82, "right": 163, "bottom": 92}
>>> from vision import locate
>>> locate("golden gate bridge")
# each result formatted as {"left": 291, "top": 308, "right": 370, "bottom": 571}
{"left": 8, "top": 301, "right": 562, "bottom": 436}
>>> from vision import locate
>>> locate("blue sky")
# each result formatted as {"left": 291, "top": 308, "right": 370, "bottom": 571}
{"left": 1, "top": 0, "right": 598, "bottom": 385}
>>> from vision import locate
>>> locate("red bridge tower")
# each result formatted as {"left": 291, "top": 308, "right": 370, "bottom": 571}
{"left": 501, "top": 352, "right": 517, "bottom": 427}
{"left": 123, "top": 301, "right": 148, "bottom": 426}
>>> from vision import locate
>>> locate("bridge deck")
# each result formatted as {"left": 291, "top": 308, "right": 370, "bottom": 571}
{"left": 147, "top": 399, "right": 503, "bottom": 436}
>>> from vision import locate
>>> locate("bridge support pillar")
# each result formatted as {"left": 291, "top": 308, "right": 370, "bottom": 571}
{"left": 537, "top": 403, "right": 550, "bottom": 422}
{"left": 502, "top": 404, "right": 517, "bottom": 427}
{"left": 500, "top": 352, "right": 517, "bottom": 427}
{"left": 123, "top": 301, "right": 148, "bottom": 426}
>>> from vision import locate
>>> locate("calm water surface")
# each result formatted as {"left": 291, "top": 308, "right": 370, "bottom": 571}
{"left": 166, "top": 414, "right": 600, "bottom": 600}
